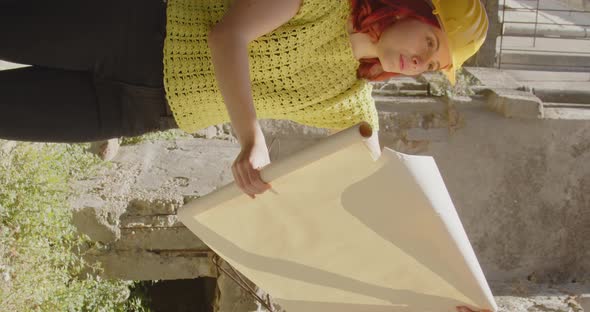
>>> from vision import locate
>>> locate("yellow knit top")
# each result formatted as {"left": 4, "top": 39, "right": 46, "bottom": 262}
{"left": 162, "top": 0, "right": 379, "bottom": 133}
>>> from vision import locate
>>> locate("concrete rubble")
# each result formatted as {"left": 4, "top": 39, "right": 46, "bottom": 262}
{"left": 484, "top": 88, "right": 544, "bottom": 119}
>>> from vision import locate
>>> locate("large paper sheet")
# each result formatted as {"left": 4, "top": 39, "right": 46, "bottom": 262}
{"left": 179, "top": 123, "right": 497, "bottom": 312}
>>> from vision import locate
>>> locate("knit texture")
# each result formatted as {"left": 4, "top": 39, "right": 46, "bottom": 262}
{"left": 163, "top": 0, "right": 379, "bottom": 133}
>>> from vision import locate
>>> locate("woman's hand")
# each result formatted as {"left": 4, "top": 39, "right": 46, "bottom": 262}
{"left": 232, "top": 140, "right": 272, "bottom": 199}
{"left": 456, "top": 306, "right": 492, "bottom": 312}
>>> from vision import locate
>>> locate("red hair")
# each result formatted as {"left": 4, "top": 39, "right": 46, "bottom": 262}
{"left": 350, "top": 0, "right": 441, "bottom": 81}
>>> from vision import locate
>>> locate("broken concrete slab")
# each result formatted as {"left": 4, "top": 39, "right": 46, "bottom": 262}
{"left": 88, "top": 249, "right": 216, "bottom": 281}
{"left": 120, "top": 214, "right": 183, "bottom": 228}
{"left": 71, "top": 196, "right": 120, "bottom": 243}
{"left": 126, "top": 197, "right": 183, "bottom": 216}
{"left": 485, "top": 88, "right": 544, "bottom": 119}
{"left": 115, "top": 227, "right": 209, "bottom": 250}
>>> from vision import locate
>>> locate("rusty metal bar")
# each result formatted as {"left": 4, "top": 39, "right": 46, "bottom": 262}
{"left": 501, "top": 7, "right": 590, "bottom": 13}
{"left": 504, "top": 21, "right": 590, "bottom": 27}
{"left": 533, "top": 0, "right": 540, "bottom": 46}
{"left": 211, "top": 254, "right": 277, "bottom": 312}
{"left": 499, "top": 48, "right": 590, "bottom": 54}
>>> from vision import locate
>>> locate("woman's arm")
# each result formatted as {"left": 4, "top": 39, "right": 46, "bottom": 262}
{"left": 208, "top": 0, "right": 302, "bottom": 198}
{"left": 208, "top": 0, "right": 302, "bottom": 146}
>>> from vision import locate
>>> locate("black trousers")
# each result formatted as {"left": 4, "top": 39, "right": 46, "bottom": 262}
{"left": 0, "top": 0, "right": 177, "bottom": 143}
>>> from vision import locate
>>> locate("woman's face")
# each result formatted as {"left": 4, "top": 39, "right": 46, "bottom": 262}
{"left": 376, "top": 17, "right": 451, "bottom": 76}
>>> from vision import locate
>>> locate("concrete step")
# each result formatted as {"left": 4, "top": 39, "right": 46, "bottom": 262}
{"left": 504, "top": 69, "right": 590, "bottom": 91}
{"left": 533, "top": 88, "right": 590, "bottom": 104}
{"left": 506, "top": 69, "right": 590, "bottom": 81}
{"left": 500, "top": 50, "right": 590, "bottom": 72}
{"left": 499, "top": 35, "right": 590, "bottom": 71}
{"left": 541, "top": 85, "right": 590, "bottom": 119}
{"left": 504, "top": 23, "right": 590, "bottom": 39}
{"left": 543, "top": 102, "right": 590, "bottom": 108}
{"left": 543, "top": 103, "right": 590, "bottom": 119}
{"left": 500, "top": 1, "right": 590, "bottom": 26}
{"left": 500, "top": 36, "right": 590, "bottom": 54}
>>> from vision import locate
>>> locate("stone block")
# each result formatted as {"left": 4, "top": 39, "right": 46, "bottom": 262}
{"left": 88, "top": 249, "right": 216, "bottom": 280}
{"left": 486, "top": 88, "right": 544, "bottom": 119}
{"left": 108, "top": 138, "right": 239, "bottom": 198}
{"left": 120, "top": 214, "right": 183, "bottom": 228}
{"left": 126, "top": 197, "right": 183, "bottom": 216}
{"left": 114, "top": 227, "right": 209, "bottom": 250}
{"left": 71, "top": 197, "right": 120, "bottom": 243}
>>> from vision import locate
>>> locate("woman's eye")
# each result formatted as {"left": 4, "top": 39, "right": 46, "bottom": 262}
{"left": 427, "top": 37, "right": 435, "bottom": 49}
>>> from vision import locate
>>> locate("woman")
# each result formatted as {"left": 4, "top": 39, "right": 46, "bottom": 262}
{"left": 1, "top": 1, "right": 491, "bottom": 309}
{"left": 0, "top": 0, "right": 487, "bottom": 196}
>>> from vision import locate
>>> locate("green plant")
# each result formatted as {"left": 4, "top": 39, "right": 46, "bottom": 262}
{"left": 0, "top": 141, "right": 149, "bottom": 311}
{"left": 121, "top": 129, "right": 190, "bottom": 146}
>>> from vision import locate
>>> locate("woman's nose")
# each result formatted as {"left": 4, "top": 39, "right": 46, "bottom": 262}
{"left": 411, "top": 56, "right": 424, "bottom": 70}
{"left": 411, "top": 54, "right": 431, "bottom": 72}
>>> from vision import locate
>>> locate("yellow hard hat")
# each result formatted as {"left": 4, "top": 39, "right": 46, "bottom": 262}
{"left": 430, "top": 0, "right": 489, "bottom": 85}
